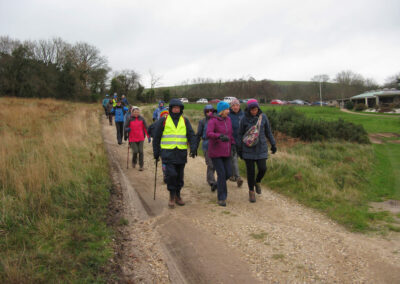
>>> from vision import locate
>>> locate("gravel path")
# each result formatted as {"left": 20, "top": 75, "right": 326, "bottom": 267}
{"left": 102, "top": 114, "right": 400, "bottom": 283}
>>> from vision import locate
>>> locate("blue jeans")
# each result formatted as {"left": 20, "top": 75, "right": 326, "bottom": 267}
{"left": 211, "top": 157, "right": 232, "bottom": 201}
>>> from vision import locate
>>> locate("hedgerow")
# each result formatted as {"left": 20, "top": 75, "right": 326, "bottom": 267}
{"left": 264, "top": 107, "right": 370, "bottom": 144}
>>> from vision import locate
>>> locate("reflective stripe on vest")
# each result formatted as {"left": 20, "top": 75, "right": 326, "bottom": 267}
{"left": 161, "top": 115, "right": 187, "bottom": 149}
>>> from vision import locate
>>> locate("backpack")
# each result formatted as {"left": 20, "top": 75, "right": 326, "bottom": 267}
{"left": 242, "top": 114, "right": 263, "bottom": 147}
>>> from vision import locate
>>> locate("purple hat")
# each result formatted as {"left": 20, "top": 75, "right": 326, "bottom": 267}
{"left": 247, "top": 99, "right": 259, "bottom": 109}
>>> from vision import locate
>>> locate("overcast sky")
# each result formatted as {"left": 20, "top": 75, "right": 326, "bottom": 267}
{"left": 1, "top": 0, "right": 399, "bottom": 87}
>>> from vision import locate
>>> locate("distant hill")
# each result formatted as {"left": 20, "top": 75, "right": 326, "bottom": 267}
{"left": 153, "top": 79, "right": 354, "bottom": 103}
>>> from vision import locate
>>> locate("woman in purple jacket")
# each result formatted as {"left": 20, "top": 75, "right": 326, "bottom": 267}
{"left": 206, "top": 101, "right": 235, "bottom": 206}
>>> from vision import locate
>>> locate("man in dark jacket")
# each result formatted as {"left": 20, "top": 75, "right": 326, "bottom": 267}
{"left": 228, "top": 99, "right": 244, "bottom": 187}
{"left": 238, "top": 99, "right": 277, "bottom": 203}
{"left": 194, "top": 104, "right": 217, "bottom": 191}
{"left": 152, "top": 99, "right": 196, "bottom": 208}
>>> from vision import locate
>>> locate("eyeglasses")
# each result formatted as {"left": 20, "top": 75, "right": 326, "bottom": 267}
{"left": 205, "top": 110, "right": 213, "bottom": 113}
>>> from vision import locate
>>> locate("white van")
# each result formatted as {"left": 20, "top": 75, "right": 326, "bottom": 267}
{"left": 223, "top": 96, "right": 237, "bottom": 103}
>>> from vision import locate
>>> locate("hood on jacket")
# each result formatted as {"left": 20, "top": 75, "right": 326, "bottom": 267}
{"left": 245, "top": 106, "right": 262, "bottom": 117}
{"left": 158, "top": 100, "right": 165, "bottom": 108}
{"left": 168, "top": 98, "right": 184, "bottom": 114}
{"left": 203, "top": 104, "right": 215, "bottom": 116}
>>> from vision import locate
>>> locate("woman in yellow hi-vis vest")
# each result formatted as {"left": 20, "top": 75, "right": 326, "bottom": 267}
{"left": 152, "top": 99, "right": 196, "bottom": 208}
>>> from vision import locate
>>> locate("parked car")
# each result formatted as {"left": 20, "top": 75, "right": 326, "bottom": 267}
{"left": 196, "top": 98, "right": 208, "bottom": 104}
{"left": 288, "top": 99, "right": 306, "bottom": 105}
{"left": 179, "top": 98, "right": 189, "bottom": 103}
{"left": 270, "top": 99, "right": 285, "bottom": 105}
{"left": 209, "top": 99, "right": 221, "bottom": 104}
{"left": 311, "top": 101, "right": 328, "bottom": 106}
{"left": 240, "top": 98, "right": 255, "bottom": 103}
{"left": 223, "top": 96, "right": 237, "bottom": 103}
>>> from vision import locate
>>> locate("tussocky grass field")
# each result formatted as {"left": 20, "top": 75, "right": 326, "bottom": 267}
{"left": 182, "top": 103, "right": 400, "bottom": 232}
{"left": 0, "top": 98, "right": 114, "bottom": 283}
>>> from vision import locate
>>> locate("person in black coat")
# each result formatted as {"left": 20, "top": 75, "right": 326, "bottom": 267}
{"left": 152, "top": 99, "right": 196, "bottom": 208}
{"left": 238, "top": 99, "right": 277, "bottom": 203}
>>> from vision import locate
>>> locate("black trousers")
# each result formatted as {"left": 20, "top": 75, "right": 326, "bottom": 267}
{"left": 211, "top": 157, "right": 232, "bottom": 201}
{"left": 244, "top": 159, "right": 267, "bottom": 191}
{"left": 165, "top": 163, "right": 185, "bottom": 198}
{"left": 115, "top": 122, "right": 124, "bottom": 144}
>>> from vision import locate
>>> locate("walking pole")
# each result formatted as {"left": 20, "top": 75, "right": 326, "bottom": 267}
{"left": 154, "top": 159, "right": 158, "bottom": 200}
{"left": 126, "top": 143, "right": 130, "bottom": 169}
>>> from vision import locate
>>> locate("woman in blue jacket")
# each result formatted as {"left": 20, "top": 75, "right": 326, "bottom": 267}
{"left": 111, "top": 100, "right": 129, "bottom": 145}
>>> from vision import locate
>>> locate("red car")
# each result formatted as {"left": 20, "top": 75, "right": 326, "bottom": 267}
{"left": 209, "top": 99, "right": 221, "bottom": 104}
{"left": 270, "top": 99, "right": 285, "bottom": 105}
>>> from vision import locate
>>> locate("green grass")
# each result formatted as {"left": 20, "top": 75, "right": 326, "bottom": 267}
{"left": 260, "top": 105, "right": 400, "bottom": 133}
{"left": 250, "top": 231, "right": 268, "bottom": 240}
{"left": 368, "top": 143, "right": 400, "bottom": 200}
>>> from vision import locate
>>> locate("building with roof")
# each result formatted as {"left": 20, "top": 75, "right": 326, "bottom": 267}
{"left": 350, "top": 89, "right": 400, "bottom": 107}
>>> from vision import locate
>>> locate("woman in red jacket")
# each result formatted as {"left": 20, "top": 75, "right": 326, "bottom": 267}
{"left": 125, "top": 107, "right": 150, "bottom": 171}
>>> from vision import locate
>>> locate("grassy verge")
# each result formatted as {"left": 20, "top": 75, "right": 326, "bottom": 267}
{"left": 0, "top": 98, "right": 114, "bottom": 282}
{"left": 260, "top": 105, "right": 400, "bottom": 133}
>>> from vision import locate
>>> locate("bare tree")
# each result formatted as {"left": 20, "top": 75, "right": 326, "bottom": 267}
{"left": 0, "top": 36, "right": 20, "bottom": 55}
{"left": 149, "top": 69, "right": 162, "bottom": 89}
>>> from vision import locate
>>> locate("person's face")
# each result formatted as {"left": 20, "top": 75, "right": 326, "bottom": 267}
{"left": 172, "top": 106, "right": 180, "bottom": 113}
{"left": 220, "top": 109, "right": 229, "bottom": 118}
{"left": 231, "top": 104, "right": 240, "bottom": 113}
{"left": 205, "top": 109, "right": 213, "bottom": 117}
{"left": 250, "top": 107, "right": 258, "bottom": 116}
{"left": 133, "top": 109, "right": 140, "bottom": 117}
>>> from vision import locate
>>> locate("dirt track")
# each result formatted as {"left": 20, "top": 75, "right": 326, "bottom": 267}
{"left": 102, "top": 115, "right": 400, "bottom": 283}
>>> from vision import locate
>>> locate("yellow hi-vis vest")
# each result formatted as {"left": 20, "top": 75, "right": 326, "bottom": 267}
{"left": 161, "top": 115, "right": 188, "bottom": 149}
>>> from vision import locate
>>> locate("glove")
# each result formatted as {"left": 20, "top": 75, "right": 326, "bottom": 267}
{"left": 125, "top": 127, "right": 131, "bottom": 133}
{"left": 148, "top": 137, "right": 151, "bottom": 143}
{"left": 219, "top": 134, "right": 229, "bottom": 142}
{"left": 231, "top": 144, "right": 236, "bottom": 154}
{"left": 124, "top": 134, "right": 128, "bottom": 141}
{"left": 190, "top": 150, "right": 197, "bottom": 158}
{"left": 271, "top": 145, "right": 277, "bottom": 154}
{"left": 154, "top": 155, "right": 160, "bottom": 162}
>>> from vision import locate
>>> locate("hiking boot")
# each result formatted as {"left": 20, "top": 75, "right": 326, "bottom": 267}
{"left": 218, "top": 200, "right": 226, "bottom": 207}
{"left": 255, "top": 183, "right": 262, "bottom": 194}
{"left": 175, "top": 196, "right": 185, "bottom": 206}
{"left": 237, "top": 177, "right": 243, "bottom": 188}
{"left": 168, "top": 198, "right": 175, "bottom": 209}
{"left": 249, "top": 191, "right": 256, "bottom": 203}
{"left": 229, "top": 176, "right": 237, "bottom": 182}
{"left": 211, "top": 183, "right": 217, "bottom": 192}
{"left": 139, "top": 167, "right": 144, "bottom": 171}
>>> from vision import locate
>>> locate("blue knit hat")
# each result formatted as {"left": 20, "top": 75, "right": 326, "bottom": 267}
{"left": 217, "top": 101, "right": 230, "bottom": 114}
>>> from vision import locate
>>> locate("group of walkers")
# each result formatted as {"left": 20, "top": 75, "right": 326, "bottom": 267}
{"left": 102, "top": 94, "right": 277, "bottom": 208}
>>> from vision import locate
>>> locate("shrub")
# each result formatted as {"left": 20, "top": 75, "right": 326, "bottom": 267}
{"left": 354, "top": 103, "right": 367, "bottom": 111}
{"left": 264, "top": 107, "right": 369, "bottom": 144}
{"left": 344, "top": 101, "right": 354, "bottom": 110}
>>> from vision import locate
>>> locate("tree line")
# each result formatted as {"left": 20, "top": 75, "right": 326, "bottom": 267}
{"left": 155, "top": 71, "right": 398, "bottom": 103}
{"left": 1, "top": 35, "right": 398, "bottom": 103}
